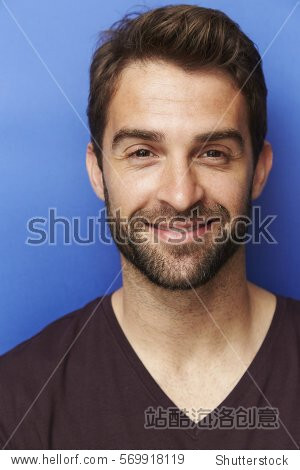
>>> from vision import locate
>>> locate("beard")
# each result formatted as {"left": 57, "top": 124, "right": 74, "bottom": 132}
{"left": 102, "top": 177, "right": 252, "bottom": 291}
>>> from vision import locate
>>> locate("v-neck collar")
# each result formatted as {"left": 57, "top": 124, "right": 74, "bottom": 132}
{"left": 102, "top": 291, "right": 285, "bottom": 440}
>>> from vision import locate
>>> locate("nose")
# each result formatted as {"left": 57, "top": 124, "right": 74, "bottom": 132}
{"left": 155, "top": 157, "right": 205, "bottom": 213}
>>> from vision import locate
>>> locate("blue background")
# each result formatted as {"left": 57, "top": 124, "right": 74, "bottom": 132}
{"left": 0, "top": 0, "right": 299, "bottom": 354}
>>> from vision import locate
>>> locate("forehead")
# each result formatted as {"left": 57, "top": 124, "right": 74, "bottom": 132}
{"left": 104, "top": 59, "right": 250, "bottom": 145}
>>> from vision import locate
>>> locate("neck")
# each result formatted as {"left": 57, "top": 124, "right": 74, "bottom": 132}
{"left": 111, "top": 247, "right": 273, "bottom": 374}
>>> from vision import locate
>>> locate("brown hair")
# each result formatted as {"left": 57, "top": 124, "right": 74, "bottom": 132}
{"left": 87, "top": 4, "right": 267, "bottom": 171}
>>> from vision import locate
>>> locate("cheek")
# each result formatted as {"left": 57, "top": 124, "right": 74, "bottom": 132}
{"left": 104, "top": 170, "right": 156, "bottom": 218}
{"left": 207, "top": 172, "right": 250, "bottom": 216}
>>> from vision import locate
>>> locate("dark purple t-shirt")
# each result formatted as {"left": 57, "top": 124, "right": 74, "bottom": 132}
{"left": 0, "top": 291, "right": 300, "bottom": 449}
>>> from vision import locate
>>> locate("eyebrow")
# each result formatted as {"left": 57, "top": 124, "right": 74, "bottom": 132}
{"left": 111, "top": 127, "right": 245, "bottom": 153}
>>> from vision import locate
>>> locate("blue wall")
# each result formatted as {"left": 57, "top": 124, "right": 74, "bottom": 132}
{"left": 0, "top": 0, "right": 299, "bottom": 354}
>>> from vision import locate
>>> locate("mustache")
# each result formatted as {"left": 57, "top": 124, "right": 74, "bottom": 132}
{"left": 128, "top": 203, "right": 231, "bottom": 225}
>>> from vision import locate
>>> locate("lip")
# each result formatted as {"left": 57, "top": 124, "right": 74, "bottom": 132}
{"left": 148, "top": 218, "right": 219, "bottom": 242}
{"left": 150, "top": 217, "right": 219, "bottom": 231}
{"left": 155, "top": 223, "right": 199, "bottom": 231}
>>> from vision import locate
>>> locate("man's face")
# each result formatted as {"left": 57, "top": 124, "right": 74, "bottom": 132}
{"left": 99, "top": 60, "right": 255, "bottom": 290}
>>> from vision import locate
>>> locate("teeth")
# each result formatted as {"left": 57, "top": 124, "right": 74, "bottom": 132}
{"left": 152, "top": 219, "right": 216, "bottom": 231}
{"left": 163, "top": 225, "right": 204, "bottom": 231}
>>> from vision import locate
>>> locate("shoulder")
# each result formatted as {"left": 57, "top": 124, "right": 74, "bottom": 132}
{"left": 0, "top": 295, "right": 111, "bottom": 449}
{"left": 248, "top": 281, "right": 300, "bottom": 317}
{"left": 0, "top": 295, "right": 108, "bottom": 372}
{"left": 284, "top": 295, "right": 300, "bottom": 311}
{"left": 271, "top": 291, "right": 300, "bottom": 345}
{"left": 272, "top": 290, "right": 300, "bottom": 328}
{"left": 248, "top": 281, "right": 300, "bottom": 336}
{"left": 281, "top": 293, "right": 300, "bottom": 321}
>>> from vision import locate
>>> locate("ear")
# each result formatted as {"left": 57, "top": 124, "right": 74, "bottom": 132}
{"left": 251, "top": 140, "right": 273, "bottom": 200}
{"left": 86, "top": 142, "right": 105, "bottom": 201}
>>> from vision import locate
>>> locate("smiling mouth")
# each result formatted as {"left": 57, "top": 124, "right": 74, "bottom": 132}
{"left": 149, "top": 217, "right": 220, "bottom": 232}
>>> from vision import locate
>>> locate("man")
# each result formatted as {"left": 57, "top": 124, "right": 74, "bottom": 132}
{"left": 1, "top": 4, "right": 299, "bottom": 450}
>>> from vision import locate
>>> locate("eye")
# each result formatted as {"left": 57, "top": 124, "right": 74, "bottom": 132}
{"left": 202, "top": 149, "right": 227, "bottom": 158}
{"left": 196, "top": 149, "right": 230, "bottom": 162}
{"left": 127, "top": 148, "right": 157, "bottom": 159}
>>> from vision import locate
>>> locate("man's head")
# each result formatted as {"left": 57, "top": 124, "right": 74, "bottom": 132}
{"left": 86, "top": 4, "right": 273, "bottom": 290}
